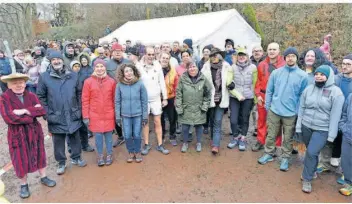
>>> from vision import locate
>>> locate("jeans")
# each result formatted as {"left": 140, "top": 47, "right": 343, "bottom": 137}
{"left": 161, "top": 98, "right": 177, "bottom": 140}
{"left": 52, "top": 130, "right": 81, "bottom": 165}
{"left": 230, "top": 97, "right": 253, "bottom": 137}
{"left": 208, "top": 105, "right": 225, "bottom": 147}
{"left": 122, "top": 116, "right": 142, "bottom": 153}
{"left": 94, "top": 131, "right": 113, "bottom": 155}
{"left": 301, "top": 125, "right": 328, "bottom": 181}
{"left": 182, "top": 124, "right": 202, "bottom": 143}
{"left": 341, "top": 137, "right": 352, "bottom": 185}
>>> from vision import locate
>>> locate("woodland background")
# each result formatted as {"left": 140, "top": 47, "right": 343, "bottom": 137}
{"left": 0, "top": 3, "right": 351, "bottom": 64}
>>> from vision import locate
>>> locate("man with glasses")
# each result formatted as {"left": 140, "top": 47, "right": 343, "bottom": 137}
{"left": 140, "top": 47, "right": 170, "bottom": 155}
{"left": 92, "top": 47, "right": 107, "bottom": 66}
{"left": 161, "top": 42, "right": 179, "bottom": 67}
{"left": 251, "top": 45, "right": 266, "bottom": 67}
{"left": 171, "top": 41, "right": 181, "bottom": 63}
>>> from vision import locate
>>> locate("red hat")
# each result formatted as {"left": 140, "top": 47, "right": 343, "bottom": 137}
{"left": 111, "top": 43, "right": 122, "bottom": 51}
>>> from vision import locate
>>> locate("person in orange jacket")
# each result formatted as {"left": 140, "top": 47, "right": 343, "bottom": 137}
{"left": 252, "top": 43, "right": 285, "bottom": 151}
{"left": 82, "top": 59, "right": 116, "bottom": 166}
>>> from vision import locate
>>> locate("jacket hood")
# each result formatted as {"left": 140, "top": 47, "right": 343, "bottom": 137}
{"left": 323, "top": 66, "right": 335, "bottom": 87}
{"left": 70, "top": 60, "right": 81, "bottom": 70}
{"left": 78, "top": 52, "right": 91, "bottom": 65}
{"left": 63, "top": 41, "right": 76, "bottom": 57}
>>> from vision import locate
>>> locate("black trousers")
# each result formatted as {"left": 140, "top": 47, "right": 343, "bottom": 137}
{"left": 332, "top": 130, "right": 343, "bottom": 158}
{"left": 161, "top": 98, "right": 177, "bottom": 140}
{"left": 229, "top": 98, "right": 254, "bottom": 137}
{"left": 53, "top": 130, "right": 81, "bottom": 165}
{"left": 115, "top": 123, "right": 123, "bottom": 139}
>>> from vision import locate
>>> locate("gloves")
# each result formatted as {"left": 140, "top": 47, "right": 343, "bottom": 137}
{"left": 227, "top": 81, "right": 235, "bottom": 90}
{"left": 116, "top": 119, "right": 122, "bottom": 127}
{"left": 83, "top": 118, "right": 89, "bottom": 127}
{"left": 142, "top": 119, "right": 148, "bottom": 127}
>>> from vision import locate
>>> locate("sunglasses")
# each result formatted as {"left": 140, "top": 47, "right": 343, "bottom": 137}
{"left": 147, "top": 53, "right": 155, "bottom": 56}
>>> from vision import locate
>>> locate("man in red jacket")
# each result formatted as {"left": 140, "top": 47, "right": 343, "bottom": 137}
{"left": 252, "top": 43, "right": 285, "bottom": 151}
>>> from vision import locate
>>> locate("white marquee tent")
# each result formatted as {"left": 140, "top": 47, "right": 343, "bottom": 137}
{"left": 99, "top": 9, "right": 261, "bottom": 56}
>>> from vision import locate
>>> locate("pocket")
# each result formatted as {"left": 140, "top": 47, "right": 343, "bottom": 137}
{"left": 71, "top": 108, "right": 82, "bottom": 121}
{"left": 47, "top": 111, "right": 63, "bottom": 125}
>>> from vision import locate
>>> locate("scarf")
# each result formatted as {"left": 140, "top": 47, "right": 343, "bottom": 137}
{"left": 122, "top": 76, "right": 138, "bottom": 85}
{"left": 210, "top": 60, "right": 223, "bottom": 102}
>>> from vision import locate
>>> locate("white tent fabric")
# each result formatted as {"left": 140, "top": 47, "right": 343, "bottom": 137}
{"left": 99, "top": 9, "right": 261, "bottom": 56}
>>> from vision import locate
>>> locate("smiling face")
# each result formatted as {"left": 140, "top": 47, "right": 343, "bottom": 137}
{"left": 286, "top": 54, "right": 298, "bottom": 66}
{"left": 342, "top": 59, "right": 352, "bottom": 75}
{"left": 7, "top": 79, "right": 26, "bottom": 94}
{"left": 304, "top": 50, "right": 316, "bottom": 67}
{"left": 146, "top": 47, "right": 155, "bottom": 65}
{"left": 123, "top": 66, "right": 135, "bottom": 80}
{"left": 267, "top": 43, "right": 280, "bottom": 59}
{"left": 72, "top": 64, "right": 81, "bottom": 72}
{"left": 81, "top": 58, "right": 88, "bottom": 66}
{"left": 160, "top": 53, "right": 170, "bottom": 67}
{"left": 314, "top": 72, "right": 327, "bottom": 82}
{"left": 181, "top": 52, "right": 191, "bottom": 64}
{"left": 94, "top": 63, "right": 106, "bottom": 77}
{"left": 237, "top": 53, "right": 248, "bottom": 63}
{"left": 188, "top": 63, "right": 198, "bottom": 77}
{"left": 51, "top": 58, "right": 64, "bottom": 70}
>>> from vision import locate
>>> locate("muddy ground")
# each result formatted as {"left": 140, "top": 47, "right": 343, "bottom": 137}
{"left": 0, "top": 114, "right": 351, "bottom": 203}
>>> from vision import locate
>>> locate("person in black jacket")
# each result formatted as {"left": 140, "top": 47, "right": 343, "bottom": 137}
{"left": 37, "top": 51, "right": 87, "bottom": 176}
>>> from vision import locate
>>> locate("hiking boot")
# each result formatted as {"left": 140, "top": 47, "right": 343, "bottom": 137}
{"left": 238, "top": 137, "right": 246, "bottom": 151}
{"left": 97, "top": 155, "right": 105, "bottom": 166}
{"left": 20, "top": 184, "right": 30, "bottom": 199}
{"left": 181, "top": 143, "right": 188, "bottom": 153}
{"left": 40, "top": 177, "right": 56, "bottom": 187}
{"left": 211, "top": 146, "right": 219, "bottom": 155}
{"left": 135, "top": 153, "right": 143, "bottom": 163}
{"left": 252, "top": 141, "right": 264, "bottom": 152}
{"left": 292, "top": 149, "right": 298, "bottom": 155}
{"left": 339, "top": 184, "right": 352, "bottom": 196}
{"left": 127, "top": 153, "right": 134, "bottom": 163}
{"left": 170, "top": 139, "right": 178, "bottom": 146}
{"left": 227, "top": 139, "right": 238, "bottom": 149}
{"left": 196, "top": 143, "right": 202, "bottom": 152}
{"left": 258, "top": 154, "right": 274, "bottom": 165}
{"left": 82, "top": 145, "right": 95, "bottom": 152}
{"left": 105, "top": 154, "right": 113, "bottom": 166}
{"left": 330, "top": 158, "right": 340, "bottom": 167}
{"left": 56, "top": 164, "right": 66, "bottom": 175}
{"left": 337, "top": 175, "right": 345, "bottom": 185}
{"left": 316, "top": 165, "right": 330, "bottom": 173}
{"left": 71, "top": 158, "right": 87, "bottom": 167}
{"left": 302, "top": 180, "right": 312, "bottom": 193}
{"left": 157, "top": 145, "right": 170, "bottom": 155}
{"left": 203, "top": 128, "right": 209, "bottom": 135}
{"left": 280, "top": 158, "right": 289, "bottom": 172}
{"left": 141, "top": 144, "right": 151, "bottom": 155}
{"left": 113, "top": 137, "right": 125, "bottom": 147}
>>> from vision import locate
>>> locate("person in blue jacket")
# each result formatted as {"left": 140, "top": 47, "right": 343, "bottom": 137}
{"left": 258, "top": 47, "right": 308, "bottom": 171}
{"left": 0, "top": 50, "right": 11, "bottom": 93}
{"left": 224, "top": 39, "right": 236, "bottom": 65}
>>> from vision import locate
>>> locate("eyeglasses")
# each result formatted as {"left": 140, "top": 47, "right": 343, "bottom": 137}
{"left": 253, "top": 50, "right": 263, "bottom": 52}
{"left": 147, "top": 53, "right": 155, "bottom": 56}
{"left": 342, "top": 63, "right": 352, "bottom": 66}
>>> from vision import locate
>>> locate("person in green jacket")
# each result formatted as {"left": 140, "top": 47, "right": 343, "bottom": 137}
{"left": 176, "top": 61, "right": 211, "bottom": 153}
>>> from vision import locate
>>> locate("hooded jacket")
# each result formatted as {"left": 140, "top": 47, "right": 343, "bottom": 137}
{"left": 77, "top": 53, "right": 93, "bottom": 88}
{"left": 40, "top": 48, "right": 55, "bottom": 74}
{"left": 335, "top": 73, "right": 352, "bottom": 99}
{"left": 339, "top": 94, "right": 352, "bottom": 142}
{"left": 296, "top": 70, "right": 345, "bottom": 142}
{"left": 224, "top": 50, "right": 236, "bottom": 65}
{"left": 70, "top": 60, "right": 81, "bottom": 71}
{"left": 62, "top": 41, "right": 78, "bottom": 68}
{"left": 265, "top": 64, "right": 308, "bottom": 117}
{"left": 114, "top": 68, "right": 148, "bottom": 121}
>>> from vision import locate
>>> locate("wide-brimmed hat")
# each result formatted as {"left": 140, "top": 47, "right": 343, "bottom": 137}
{"left": 1, "top": 73, "right": 29, "bottom": 83}
{"left": 209, "top": 48, "right": 225, "bottom": 59}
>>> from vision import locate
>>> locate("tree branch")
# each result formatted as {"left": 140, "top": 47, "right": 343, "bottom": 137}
{"left": 0, "top": 20, "right": 16, "bottom": 26}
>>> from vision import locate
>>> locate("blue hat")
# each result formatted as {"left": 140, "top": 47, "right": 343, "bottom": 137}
{"left": 283, "top": 47, "right": 299, "bottom": 60}
{"left": 183, "top": 39, "right": 193, "bottom": 49}
{"left": 315, "top": 65, "right": 331, "bottom": 78}
{"left": 343, "top": 54, "right": 352, "bottom": 61}
{"left": 48, "top": 51, "right": 63, "bottom": 61}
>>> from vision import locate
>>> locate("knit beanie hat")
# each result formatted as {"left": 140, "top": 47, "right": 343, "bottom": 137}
{"left": 111, "top": 43, "right": 123, "bottom": 51}
{"left": 48, "top": 51, "right": 63, "bottom": 61}
{"left": 283, "top": 47, "right": 299, "bottom": 60}
{"left": 93, "top": 58, "right": 106, "bottom": 68}
{"left": 343, "top": 54, "right": 352, "bottom": 61}
{"left": 314, "top": 65, "right": 331, "bottom": 78}
{"left": 183, "top": 39, "right": 193, "bottom": 49}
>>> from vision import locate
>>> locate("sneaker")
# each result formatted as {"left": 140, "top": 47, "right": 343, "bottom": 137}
{"left": 252, "top": 141, "right": 264, "bottom": 152}
{"left": 141, "top": 144, "right": 151, "bottom": 155}
{"left": 71, "top": 158, "right": 87, "bottom": 167}
{"left": 196, "top": 143, "right": 202, "bottom": 152}
{"left": 330, "top": 158, "right": 340, "bottom": 167}
{"left": 292, "top": 149, "right": 298, "bottom": 155}
{"left": 105, "top": 154, "right": 113, "bottom": 166}
{"left": 302, "top": 180, "right": 312, "bottom": 193}
{"left": 211, "top": 146, "right": 219, "bottom": 155}
{"left": 316, "top": 165, "right": 330, "bottom": 173}
{"left": 227, "top": 139, "right": 238, "bottom": 149}
{"left": 339, "top": 184, "right": 352, "bottom": 196}
{"left": 170, "top": 139, "right": 178, "bottom": 146}
{"left": 135, "top": 153, "right": 143, "bottom": 163}
{"left": 88, "top": 132, "right": 93, "bottom": 138}
{"left": 238, "top": 137, "right": 246, "bottom": 151}
{"left": 56, "top": 164, "right": 66, "bottom": 175}
{"left": 258, "top": 154, "right": 274, "bottom": 165}
{"left": 97, "top": 155, "right": 105, "bottom": 166}
{"left": 337, "top": 175, "right": 345, "bottom": 185}
{"left": 157, "top": 145, "right": 170, "bottom": 155}
{"left": 113, "top": 137, "right": 125, "bottom": 148}
{"left": 20, "top": 184, "right": 30, "bottom": 199}
{"left": 203, "top": 128, "right": 209, "bottom": 135}
{"left": 280, "top": 158, "right": 289, "bottom": 172}
{"left": 181, "top": 143, "right": 188, "bottom": 153}
{"left": 127, "top": 153, "right": 134, "bottom": 163}
{"left": 40, "top": 177, "right": 56, "bottom": 187}
{"left": 82, "top": 145, "right": 95, "bottom": 152}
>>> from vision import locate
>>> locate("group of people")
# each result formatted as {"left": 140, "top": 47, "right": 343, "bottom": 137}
{"left": 0, "top": 34, "right": 351, "bottom": 199}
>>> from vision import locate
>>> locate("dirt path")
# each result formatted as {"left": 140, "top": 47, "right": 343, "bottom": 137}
{"left": 0, "top": 117, "right": 351, "bottom": 203}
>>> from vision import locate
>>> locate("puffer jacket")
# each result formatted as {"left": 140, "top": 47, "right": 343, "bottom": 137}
{"left": 77, "top": 53, "right": 93, "bottom": 88}
{"left": 230, "top": 62, "right": 257, "bottom": 100}
{"left": 339, "top": 94, "right": 352, "bottom": 142}
{"left": 296, "top": 70, "right": 345, "bottom": 142}
{"left": 114, "top": 69, "right": 148, "bottom": 121}
{"left": 0, "top": 57, "right": 11, "bottom": 76}
{"left": 175, "top": 72, "right": 211, "bottom": 125}
{"left": 37, "top": 66, "right": 82, "bottom": 134}
{"left": 82, "top": 74, "right": 116, "bottom": 133}
{"left": 163, "top": 66, "right": 179, "bottom": 99}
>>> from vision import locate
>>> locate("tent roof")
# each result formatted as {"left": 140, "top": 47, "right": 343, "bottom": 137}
{"left": 99, "top": 9, "right": 260, "bottom": 46}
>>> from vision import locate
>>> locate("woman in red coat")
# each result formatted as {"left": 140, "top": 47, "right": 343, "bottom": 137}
{"left": 82, "top": 59, "right": 116, "bottom": 166}
{"left": 0, "top": 73, "right": 56, "bottom": 199}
